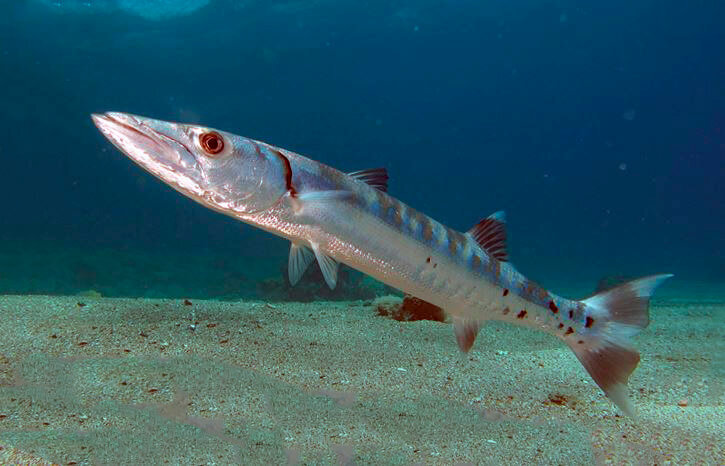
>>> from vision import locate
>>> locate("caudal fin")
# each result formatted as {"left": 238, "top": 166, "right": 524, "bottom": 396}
{"left": 568, "top": 274, "right": 672, "bottom": 416}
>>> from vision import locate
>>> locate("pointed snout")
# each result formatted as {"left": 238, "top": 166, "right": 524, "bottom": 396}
{"left": 91, "top": 111, "right": 137, "bottom": 128}
{"left": 91, "top": 111, "right": 200, "bottom": 183}
{"left": 91, "top": 112, "right": 170, "bottom": 141}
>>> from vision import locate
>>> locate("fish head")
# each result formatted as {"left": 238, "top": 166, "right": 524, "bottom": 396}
{"left": 92, "top": 112, "right": 289, "bottom": 215}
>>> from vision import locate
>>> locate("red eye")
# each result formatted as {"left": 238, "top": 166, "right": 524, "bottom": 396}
{"left": 200, "top": 132, "right": 224, "bottom": 155}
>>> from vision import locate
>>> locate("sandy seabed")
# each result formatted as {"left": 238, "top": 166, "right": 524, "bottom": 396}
{"left": 0, "top": 295, "right": 722, "bottom": 465}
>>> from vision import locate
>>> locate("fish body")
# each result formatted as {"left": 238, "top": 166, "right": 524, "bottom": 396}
{"left": 92, "top": 112, "right": 671, "bottom": 416}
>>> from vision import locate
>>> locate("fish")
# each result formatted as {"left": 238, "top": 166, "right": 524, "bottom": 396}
{"left": 91, "top": 112, "right": 672, "bottom": 416}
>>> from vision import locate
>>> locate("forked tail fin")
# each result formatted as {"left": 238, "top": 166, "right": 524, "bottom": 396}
{"left": 568, "top": 274, "right": 673, "bottom": 416}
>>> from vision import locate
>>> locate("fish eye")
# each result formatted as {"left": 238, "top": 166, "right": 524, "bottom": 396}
{"left": 199, "top": 131, "right": 225, "bottom": 155}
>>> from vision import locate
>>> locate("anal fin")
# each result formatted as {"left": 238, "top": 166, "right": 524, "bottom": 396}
{"left": 453, "top": 317, "right": 484, "bottom": 352}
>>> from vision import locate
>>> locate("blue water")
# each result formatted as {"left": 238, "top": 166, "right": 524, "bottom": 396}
{"left": 0, "top": 1, "right": 723, "bottom": 299}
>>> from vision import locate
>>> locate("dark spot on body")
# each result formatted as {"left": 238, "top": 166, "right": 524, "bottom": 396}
{"left": 426, "top": 257, "right": 431, "bottom": 263}
{"left": 548, "top": 300, "right": 558, "bottom": 313}
{"left": 577, "top": 340, "right": 584, "bottom": 344}
{"left": 565, "top": 327, "right": 574, "bottom": 335}
{"left": 585, "top": 316, "right": 595, "bottom": 328}
{"left": 503, "top": 288, "right": 509, "bottom": 297}
{"left": 568, "top": 310, "right": 574, "bottom": 319}
{"left": 184, "top": 299, "right": 192, "bottom": 306}
{"left": 517, "top": 310, "right": 527, "bottom": 319}
{"left": 502, "top": 307, "right": 510, "bottom": 315}
{"left": 558, "top": 323, "right": 564, "bottom": 329}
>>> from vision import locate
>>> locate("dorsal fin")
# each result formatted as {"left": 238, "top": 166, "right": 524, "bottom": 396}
{"left": 467, "top": 211, "right": 508, "bottom": 262}
{"left": 348, "top": 168, "right": 388, "bottom": 192}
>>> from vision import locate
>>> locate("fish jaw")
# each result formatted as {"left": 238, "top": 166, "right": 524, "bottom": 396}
{"left": 91, "top": 112, "right": 205, "bottom": 197}
{"left": 93, "top": 112, "right": 293, "bottom": 217}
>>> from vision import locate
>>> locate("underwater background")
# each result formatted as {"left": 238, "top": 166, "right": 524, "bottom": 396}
{"left": 0, "top": 0, "right": 723, "bottom": 299}
{"left": 1, "top": 2, "right": 724, "bottom": 465}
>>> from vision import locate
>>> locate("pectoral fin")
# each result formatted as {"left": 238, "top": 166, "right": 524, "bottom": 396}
{"left": 291, "top": 190, "right": 354, "bottom": 215}
{"left": 297, "top": 190, "right": 353, "bottom": 203}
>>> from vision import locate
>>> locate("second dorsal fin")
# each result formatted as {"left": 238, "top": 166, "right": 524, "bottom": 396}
{"left": 348, "top": 168, "right": 388, "bottom": 192}
{"left": 467, "top": 211, "right": 508, "bottom": 262}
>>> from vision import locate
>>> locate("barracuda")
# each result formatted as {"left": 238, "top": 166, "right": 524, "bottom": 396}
{"left": 92, "top": 112, "right": 671, "bottom": 416}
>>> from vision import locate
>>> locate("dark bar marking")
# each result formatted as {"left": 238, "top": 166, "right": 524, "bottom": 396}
{"left": 392, "top": 200, "right": 404, "bottom": 227}
{"left": 447, "top": 228, "right": 458, "bottom": 256}
{"left": 270, "top": 147, "right": 296, "bottom": 197}
{"left": 422, "top": 218, "right": 434, "bottom": 242}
